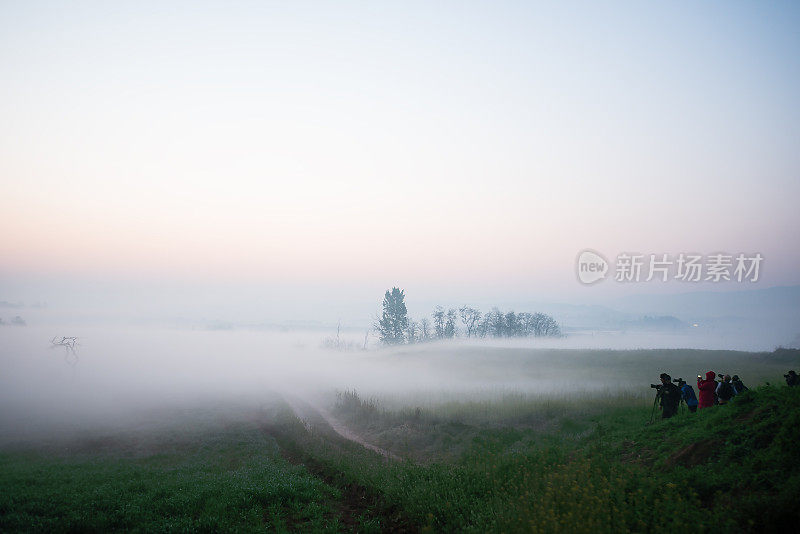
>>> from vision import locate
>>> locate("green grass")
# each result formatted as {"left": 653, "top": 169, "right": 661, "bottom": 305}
{"left": 311, "top": 383, "right": 800, "bottom": 532}
{"left": 0, "top": 419, "right": 344, "bottom": 533}
{"left": 588, "top": 385, "right": 800, "bottom": 530}
{"left": 2, "top": 347, "right": 798, "bottom": 532}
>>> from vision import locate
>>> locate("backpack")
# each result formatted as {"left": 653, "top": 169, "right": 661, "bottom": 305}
{"left": 682, "top": 384, "right": 698, "bottom": 405}
{"left": 718, "top": 381, "right": 734, "bottom": 401}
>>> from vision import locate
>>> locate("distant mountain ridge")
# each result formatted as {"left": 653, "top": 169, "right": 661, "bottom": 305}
{"left": 608, "top": 285, "right": 800, "bottom": 320}
{"left": 504, "top": 285, "right": 799, "bottom": 348}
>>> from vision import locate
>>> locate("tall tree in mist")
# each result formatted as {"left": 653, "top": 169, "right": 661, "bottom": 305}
{"left": 377, "top": 287, "right": 409, "bottom": 345}
{"left": 445, "top": 308, "right": 458, "bottom": 338}
{"left": 419, "top": 317, "right": 432, "bottom": 341}
{"left": 459, "top": 306, "right": 482, "bottom": 337}
{"left": 486, "top": 307, "right": 505, "bottom": 337}
{"left": 518, "top": 313, "right": 535, "bottom": 336}
{"left": 406, "top": 319, "right": 419, "bottom": 344}
{"left": 504, "top": 311, "right": 520, "bottom": 337}
{"left": 432, "top": 306, "right": 446, "bottom": 339}
{"left": 531, "top": 312, "right": 561, "bottom": 337}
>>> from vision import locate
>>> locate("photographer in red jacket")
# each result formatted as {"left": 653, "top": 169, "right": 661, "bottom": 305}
{"left": 697, "top": 371, "right": 717, "bottom": 409}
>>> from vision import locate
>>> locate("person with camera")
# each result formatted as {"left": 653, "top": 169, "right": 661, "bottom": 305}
{"left": 786, "top": 370, "right": 799, "bottom": 387}
{"left": 658, "top": 373, "right": 681, "bottom": 419}
{"left": 716, "top": 374, "right": 735, "bottom": 405}
{"left": 697, "top": 371, "right": 716, "bottom": 409}
{"left": 677, "top": 378, "right": 698, "bottom": 412}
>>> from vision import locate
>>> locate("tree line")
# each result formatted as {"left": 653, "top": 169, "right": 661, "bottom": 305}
{"left": 376, "top": 287, "right": 561, "bottom": 345}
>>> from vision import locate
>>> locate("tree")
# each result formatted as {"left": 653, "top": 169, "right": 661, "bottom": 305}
{"left": 406, "top": 319, "right": 419, "bottom": 344}
{"left": 531, "top": 312, "right": 561, "bottom": 337}
{"left": 445, "top": 308, "right": 458, "bottom": 338}
{"left": 476, "top": 313, "right": 490, "bottom": 338}
{"left": 486, "top": 307, "right": 505, "bottom": 337}
{"left": 459, "top": 306, "right": 481, "bottom": 337}
{"left": 51, "top": 336, "right": 79, "bottom": 366}
{"left": 518, "top": 312, "right": 534, "bottom": 336}
{"left": 419, "top": 317, "right": 432, "bottom": 341}
{"left": 504, "top": 311, "right": 520, "bottom": 337}
{"left": 424, "top": 304, "right": 561, "bottom": 340}
{"left": 376, "top": 287, "right": 409, "bottom": 345}
{"left": 432, "top": 306, "right": 446, "bottom": 339}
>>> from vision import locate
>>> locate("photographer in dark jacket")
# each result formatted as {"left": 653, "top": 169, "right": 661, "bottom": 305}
{"left": 716, "top": 375, "right": 735, "bottom": 405}
{"left": 786, "top": 370, "right": 799, "bottom": 387}
{"left": 658, "top": 373, "right": 681, "bottom": 419}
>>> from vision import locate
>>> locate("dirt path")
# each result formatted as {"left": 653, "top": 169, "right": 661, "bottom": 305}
{"left": 260, "top": 396, "right": 412, "bottom": 531}
{"left": 282, "top": 395, "right": 401, "bottom": 461}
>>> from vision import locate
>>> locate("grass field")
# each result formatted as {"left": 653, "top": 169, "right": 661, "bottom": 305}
{"left": 1, "top": 347, "right": 799, "bottom": 532}
{"left": 0, "top": 413, "right": 349, "bottom": 532}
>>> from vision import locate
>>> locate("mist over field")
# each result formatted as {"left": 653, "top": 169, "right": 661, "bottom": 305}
{"left": 2, "top": 292, "right": 796, "bottom": 445}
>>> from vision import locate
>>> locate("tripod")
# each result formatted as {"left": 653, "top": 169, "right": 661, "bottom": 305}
{"left": 648, "top": 388, "right": 662, "bottom": 425}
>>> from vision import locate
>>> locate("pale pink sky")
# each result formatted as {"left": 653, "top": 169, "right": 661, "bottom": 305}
{"left": 1, "top": 2, "right": 799, "bottom": 320}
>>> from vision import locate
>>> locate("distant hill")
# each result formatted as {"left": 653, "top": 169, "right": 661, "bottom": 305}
{"left": 505, "top": 286, "right": 800, "bottom": 349}
{"left": 608, "top": 285, "right": 800, "bottom": 320}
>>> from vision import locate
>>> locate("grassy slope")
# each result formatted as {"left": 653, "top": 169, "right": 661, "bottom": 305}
{"left": 312, "top": 385, "right": 800, "bottom": 532}
{"left": 588, "top": 384, "right": 800, "bottom": 531}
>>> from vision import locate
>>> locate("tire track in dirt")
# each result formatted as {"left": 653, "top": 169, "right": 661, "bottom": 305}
{"left": 283, "top": 395, "right": 400, "bottom": 461}
{"left": 257, "top": 396, "right": 413, "bottom": 532}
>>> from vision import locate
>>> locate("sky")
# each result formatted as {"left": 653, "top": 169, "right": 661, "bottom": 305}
{"left": 1, "top": 1, "right": 799, "bottom": 323}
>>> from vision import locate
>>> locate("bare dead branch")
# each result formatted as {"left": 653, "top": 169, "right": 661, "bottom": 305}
{"left": 50, "top": 336, "right": 79, "bottom": 366}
